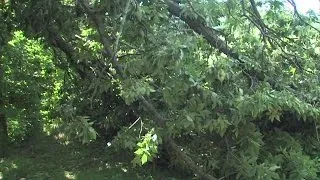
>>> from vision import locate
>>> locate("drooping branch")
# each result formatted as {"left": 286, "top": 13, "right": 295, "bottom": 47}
{"left": 164, "top": 0, "right": 239, "bottom": 60}
{"left": 242, "top": 0, "right": 317, "bottom": 75}
{"left": 164, "top": 0, "right": 264, "bottom": 88}
{"left": 79, "top": 0, "right": 125, "bottom": 77}
{"left": 163, "top": 0, "right": 316, "bottom": 91}
{"left": 47, "top": 28, "right": 90, "bottom": 79}
{"left": 47, "top": 29, "right": 76, "bottom": 60}
{"left": 287, "top": 0, "right": 320, "bottom": 34}
{"left": 78, "top": 0, "right": 217, "bottom": 179}
{"left": 77, "top": 0, "right": 169, "bottom": 126}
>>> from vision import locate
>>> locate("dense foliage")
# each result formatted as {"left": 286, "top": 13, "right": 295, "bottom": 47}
{"left": 1, "top": 0, "right": 320, "bottom": 179}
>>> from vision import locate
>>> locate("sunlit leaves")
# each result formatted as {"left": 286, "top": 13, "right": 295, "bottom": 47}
{"left": 78, "top": 28, "right": 102, "bottom": 53}
{"left": 2, "top": 30, "right": 61, "bottom": 140}
{"left": 132, "top": 129, "right": 159, "bottom": 166}
{"left": 3, "top": 0, "right": 320, "bottom": 179}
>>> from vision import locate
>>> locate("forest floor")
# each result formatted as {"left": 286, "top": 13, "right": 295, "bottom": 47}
{"left": 0, "top": 134, "right": 187, "bottom": 180}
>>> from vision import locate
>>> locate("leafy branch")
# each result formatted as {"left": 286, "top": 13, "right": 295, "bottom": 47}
{"left": 78, "top": 0, "right": 217, "bottom": 179}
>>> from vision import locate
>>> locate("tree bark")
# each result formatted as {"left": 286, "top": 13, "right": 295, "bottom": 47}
{"left": 0, "top": 65, "right": 8, "bottom": 157}
{"left": 0, "top": 112, "right": 8, "bottom": 157}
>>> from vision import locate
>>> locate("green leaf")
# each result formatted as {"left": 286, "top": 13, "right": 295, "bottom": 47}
{"left": 134, "top": 149, "right": 144, "bottom": 155}
{"left": 269, "top": 165, "right": 281, "bottom": 171}
{"left": 217, "top": 69, "right": 226, "bottom": 82}
{"left": 267, "top": 109, "right": 281, "bottom": 122}
{"left": 141, "top": 154, "right": 148, "bottom": 165}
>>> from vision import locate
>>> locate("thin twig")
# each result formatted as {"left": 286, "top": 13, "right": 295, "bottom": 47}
{"left": 287, "top": 0, "right": 320, "bottom": 34}
{"left": 139, "top": 118, "right": 143, "bottom": 138}
{"left": 129, "top": 117, "right": 141, "bottom": 129}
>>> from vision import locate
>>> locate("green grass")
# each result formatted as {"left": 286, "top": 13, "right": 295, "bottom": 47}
{"left": 0, "top": 135, "right": 187, "bottom": 180}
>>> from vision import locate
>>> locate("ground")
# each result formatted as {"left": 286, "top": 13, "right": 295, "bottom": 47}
{"left": 0, "top": 134, "right": 186, "bottom": 180}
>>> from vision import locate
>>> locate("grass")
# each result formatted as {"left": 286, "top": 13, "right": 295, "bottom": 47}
{"left": 0, "top": 134, "right": 187, "bottom": 180}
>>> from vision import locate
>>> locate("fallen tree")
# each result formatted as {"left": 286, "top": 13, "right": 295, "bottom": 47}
{"left": 4, "top": 0, "right": 320, "bottom": 179}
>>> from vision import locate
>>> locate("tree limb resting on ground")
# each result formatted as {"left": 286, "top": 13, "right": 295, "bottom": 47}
{"left": 78, "top": 0, "right": 217, "bottom": 179}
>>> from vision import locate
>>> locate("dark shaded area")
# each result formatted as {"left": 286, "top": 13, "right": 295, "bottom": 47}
{"left": 0, "top": 134, "right": 188, "bottom": 180}
{"left": 0, "top": 61, "right": 8, "bottom": 157}
{"left": 0, "top": 112, "right": 8, "bottom": 157}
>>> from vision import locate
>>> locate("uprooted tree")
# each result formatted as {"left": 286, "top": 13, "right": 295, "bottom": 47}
{"left": 1, "top": 0, "right": 320, "bottom": 179}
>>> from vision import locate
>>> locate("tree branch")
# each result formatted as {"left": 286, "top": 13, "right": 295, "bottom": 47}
{"left": 78, "top": 0, "right": 217, "bottom": 179}
{"left": 47, "top": 28, "right": 90, "bottom": 79}
{"left": 164, "top": 0, "right": 239, "bottom": 60}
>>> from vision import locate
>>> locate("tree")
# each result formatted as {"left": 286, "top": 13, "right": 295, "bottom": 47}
{"left": 0, "top": 2, "right": 10, "bottom": 157}
{"left": 1, "top": 0, "right": 320, "bottom": 179}
{"left": 0, "top": 61, "right": 8, "bottom": 157}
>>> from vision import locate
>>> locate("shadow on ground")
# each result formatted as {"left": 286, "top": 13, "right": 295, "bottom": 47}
{"left": 0, "top": 134, "right": 187, "bottom": 180}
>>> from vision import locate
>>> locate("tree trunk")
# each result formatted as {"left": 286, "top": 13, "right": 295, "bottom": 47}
{"left": 0, "top": 112, "right": 8, "bottom": 157}
{"left": 0, "top": 48, "right": 8, "bottom": 157}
